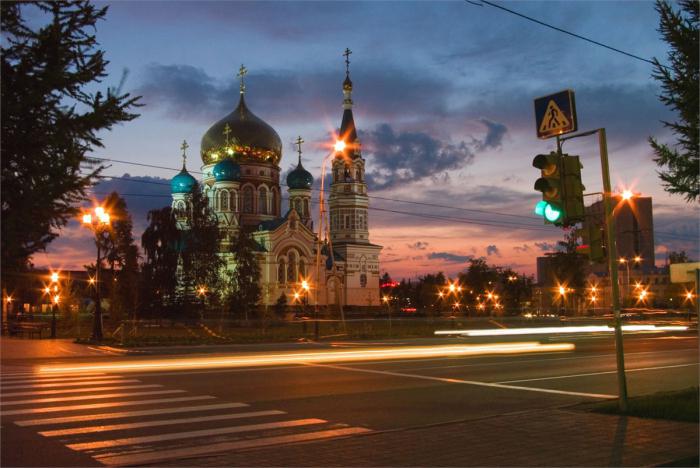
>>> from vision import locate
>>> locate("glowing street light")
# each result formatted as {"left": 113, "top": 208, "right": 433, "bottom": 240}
{"left": 82, "top": 205, "right": 111, "bottom": 342}
{"left": 334, "top": 140, "right": 346, "bottom": 152}
{"left": 621, "top": 189, "right": 634, "bottom": 200}
{"left": 50, "top": 272, "right": 59, "bottom": 283}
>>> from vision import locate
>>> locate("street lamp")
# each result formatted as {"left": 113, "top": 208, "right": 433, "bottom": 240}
{"left": 300, "top": 279, "right": 316, "bottom": 340}
{"left": 49, "top": 271, "right": 60, "bottom": 338}
{"left": 382, "top": 295, "right": 392, "bottom": 335}
{"left": 82, "top": 205, "right": 110, "bottom": 341}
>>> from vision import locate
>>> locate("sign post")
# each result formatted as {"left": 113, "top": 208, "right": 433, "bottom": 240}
{"left": 534, "top": 90, "right": 577, "bottom": 139}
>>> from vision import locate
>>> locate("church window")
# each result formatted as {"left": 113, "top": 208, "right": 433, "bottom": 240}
{"left": 278, "top": 259, "right": 286, "bottom": 284}
{"left": 220, "top": 190, "right": 229, "bottom": 211}
{"left": 295, "top": 199, "right": 302, "bottom": 214}
{"left": 259, "top": 187, "right": 268, "bottom": 215}
{"left": 287, "top": 251, "right": 297, "bottom": 282}
{"left": 303, "top": 199, "right": 309, "bottom": 217}
{"left": 299, "top": 259, "right": 306, "bottom": 278}
{"left": 259, "top": 170, "right": 265, "bottom": 176}
{"left": 334, "top": 168, "right": 339, "bottom": 182}
{"left": 359, "top": 214, "right": 364, "bottom": 230}
{"left": 360, "top": 274, "right": 367, "bottom": 288}
{"left": 270, "top": 190, "right": 277, "bottom": 215}
{"left": 231, "top": 191, "right": 237, "bottom": 212}
{"left": 243, "top": 187, "right": 253, "bottom": 213}
{"left": 345, "top": 215, "right": 350, "bottom": 229}
{"left": 344, "top": 167, "right": 351, "bottom": 181}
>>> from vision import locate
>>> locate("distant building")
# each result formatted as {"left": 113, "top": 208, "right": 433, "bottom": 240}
{"left": 585, "top": 194, "right": 655, "bottom": 272}
{"left": 536, "top": 256, "right": 557, "bottom": 286}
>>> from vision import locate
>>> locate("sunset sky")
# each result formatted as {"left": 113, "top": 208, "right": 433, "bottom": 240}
{"left": 36, "top": 1, "right": 699, "bottom": 280}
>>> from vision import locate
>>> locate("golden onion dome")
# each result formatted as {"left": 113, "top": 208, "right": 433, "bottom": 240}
{"left": 200, "top": 94, "right": 282, "bottom": 166}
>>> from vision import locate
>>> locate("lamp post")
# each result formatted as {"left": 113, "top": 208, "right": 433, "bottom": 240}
{"left": 82, "top": 206, "right": 110, "bottom": 342}
{"left": 301, "top": 280, "right": 315, "bottom": 340}
{"left": 382, "top": 295, "right": 392, "bottom": 335}
{"left": 49, "top": 272, "right": 60, "bottom": 338}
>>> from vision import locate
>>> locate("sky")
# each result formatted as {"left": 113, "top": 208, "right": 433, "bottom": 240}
{"left": 34, "top": 0, "right": 699, "bottom": 280}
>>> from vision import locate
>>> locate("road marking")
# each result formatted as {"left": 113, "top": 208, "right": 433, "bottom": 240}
{"left": 308, "top": 363, "right": 616, "bottom": 399}
{"left": 1, "top": 373, "right": 106, "bottom": 382}
{"left": 1, "top": 374, "right": 114, "bottom": 385}
{"left": 497, "top": 363, "right": 699, "bottom": 384}
{"left": 67, "top": 418, "right": 327, "bottom": 451}
{"left": 2, "top": 379, "right": 137, "bottom": 390}
{"left": 1, "top": 384, "right": 163, "bottom": 398}
{"left": 0, "top": 395, "right": 215, "bottom": 416}
{"left": 96, "top": 426, "right": 371, "bottom": 466}
{"left": 15, "top": 402, "right": 249, "bottom": 426}
{"left": 1, "top": 389, "right": 185, "bottom": 406}
{"left": 39, "top": 409, "right": 286, "bottom": 436}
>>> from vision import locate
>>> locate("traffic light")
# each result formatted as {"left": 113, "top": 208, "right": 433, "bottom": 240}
{"left": 533, "top": 151, "right": 586, "bottom": 227}
{"left": 561, "top": 155, "right": 585, "bottom": 225}
{"left": 576, "top": 222, "right": 606, "bottom": 263}
{"left": 532, "top": 151, "right": 564, "bottom": 225}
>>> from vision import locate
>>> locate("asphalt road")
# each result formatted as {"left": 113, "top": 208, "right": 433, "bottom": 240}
{"left": 1, "top": 331, "right": 697, "bottom": 467}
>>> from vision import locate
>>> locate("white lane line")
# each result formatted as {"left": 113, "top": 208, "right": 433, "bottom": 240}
{"left": 2, "top": 389, "right": 186, "bottom": 406}
{"left": 39, "top": 409, "right": 286, "bottom": 436}
{"left": 97, "top": 426, "right": 371, "bottom": 466}
{"left": 67, "top": 418, "right": 327, "bottom": 451}
{"left": 308, "top": 363, "right": 616, "bottom": 399}
{"left": 2, "top": 373, "right": 106, "bottom": 382}
{"left": 2, "top": 379, "right": 137, "bottom": 390}
{"left": 1, "top": 384, "right": 163, "bottom": 398}
{"left": 497, "top": 363, "right": 699, "bottom": 384}
{"left": 1, "top": 374, "right": 120, "bottom": 385}
{"left": 15, "top": 402, "right": 249, "bottom": 426}
{"left": 1, "top": 395, "right": 215, "bottom": 416}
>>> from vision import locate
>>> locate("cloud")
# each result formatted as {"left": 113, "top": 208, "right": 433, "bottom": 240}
{"left": 513, "top": 244, "right": 530, "bottom": 253}
{"left": 407, "top": 241, "right": 429, "bottom": 250}
{"left": 426, "top": 252, "right": 473, "bottom": 263}
{"left": 486, "top": 244, "right": 500, "bottom": 256}
{"left": 534, "top": 241, "right": 557, "bottom": 252}
{"left": 475, "top": 118, "right": 507, "bottom": 150}
{"left": 362, "top": 124, "right": 475, "bottom": 191}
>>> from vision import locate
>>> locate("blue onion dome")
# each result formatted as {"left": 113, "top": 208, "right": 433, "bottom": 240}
{"left": 201, "top": 94, "right": 282, "bottom": 166}
{"left": 171, "top": 168, "right": 197, "bottom": 194}
{"left": 213, "top": 159, "right": 241, "bottom": 182}
{"left": 286, "top": 161, "right": 313, "bottom": 190}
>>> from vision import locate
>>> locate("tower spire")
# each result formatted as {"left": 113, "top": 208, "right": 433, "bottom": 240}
{"left": 343, "top": 48, "right": 352, "bottom": 78}
{"left": 295, "top": 136, "right": 304, "bottom": 166}
{"left": 180, "top": 140, "right": 189, "bottom": 169}
{"left": 237, "top": 64, "right": 248, "bottom": 95}
{"left": 339, "top": 48, "right": 358, "bottom": 147}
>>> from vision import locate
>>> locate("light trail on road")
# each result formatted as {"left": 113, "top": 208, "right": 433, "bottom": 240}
{"left": 435, "top": 325, "right": 689, "bottom": 337}
{"left": 38, "top": 342, "right": 574, "bottom": 374}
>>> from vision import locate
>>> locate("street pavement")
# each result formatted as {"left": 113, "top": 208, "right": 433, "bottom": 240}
{"left": 1, "top": 331, "right": 698, "bottom": 467}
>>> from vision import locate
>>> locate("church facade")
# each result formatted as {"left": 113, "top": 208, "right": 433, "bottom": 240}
{"left": 170, "top": 55, "right": 382, "bottom": 307}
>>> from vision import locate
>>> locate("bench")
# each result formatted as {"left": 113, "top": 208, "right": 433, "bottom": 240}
{"left": 8, "top": 321, "right": 50, "bottom": 339}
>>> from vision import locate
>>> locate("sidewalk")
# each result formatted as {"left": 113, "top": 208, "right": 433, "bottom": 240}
{"left": 156, "top": 408, "right": 699, "bottom": 467}
{"left": 0, "top": 336, "right": 115, "bottom": 362}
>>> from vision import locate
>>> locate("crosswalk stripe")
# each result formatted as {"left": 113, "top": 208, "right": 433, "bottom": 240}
{"left": 1, "top": 384, "right": 163, "bottom": 398}
{"left": 97, "top": 426, "right": 372, "bottom": 466}
{"left": 0, "top": 395, "right": 215, "bottom": 416}
{"left": 2, "top": 372, "right": 106, "bottom": 383}
{"left": 2, "top": 379, "right": 138, "bottom": 390}
{"left": 67, "top": 418, "right": 327, "bottom": 451}
{"left": 39, "top": 410, "right": 286, "bottom": 436}
{"left": 1, "top": 374, "right": 111, "bottom": 385}
{"left": 14, "top": 402, "right": 247, "bottom": 426}
{"left": 2, "top": 389, "right": 185, "bottom": 406}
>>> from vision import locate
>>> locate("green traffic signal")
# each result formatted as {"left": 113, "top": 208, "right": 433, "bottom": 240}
{"left": 532, "top": 151, "right": 565, "bottom": 225}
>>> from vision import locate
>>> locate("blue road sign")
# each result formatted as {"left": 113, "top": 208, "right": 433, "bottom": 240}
{"left": 534, "top": 90, "right": 577, "bottom": 139}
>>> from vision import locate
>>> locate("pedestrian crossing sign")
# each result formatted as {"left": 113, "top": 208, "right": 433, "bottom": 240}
{"left": 534, "top": 90, "right": 577, "bottom": 139}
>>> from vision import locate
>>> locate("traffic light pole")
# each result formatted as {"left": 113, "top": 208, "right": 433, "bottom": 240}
{"left": 558, "top": 128, "right": 628, "bottom": 411}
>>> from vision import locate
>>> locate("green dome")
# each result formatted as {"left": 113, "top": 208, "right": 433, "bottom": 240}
{"left": 213, "top": 159, "right": 241, "bottom": 182}
{"left": 171, "top": 168, "right": 197, "bottom": 194}
{"left": 286, "top": 161, "right": 313, "bottom": 190}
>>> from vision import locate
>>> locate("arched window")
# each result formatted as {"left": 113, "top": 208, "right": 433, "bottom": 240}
{"left": 230, "top": 191, "right": 237, "bottom": 212}
{"left": 299, "top": 259, "right": 306, "bottom": 278}
{"left": 176, "top": 200, "right": 186, "bottom": 216}
{"left": 220, "top": 190, "right": 229, "bottom": 211}
{"left": 278, "top": 259, "right": 286, "bottom": 284}
{"left": 303, "top": 199, "right": 309, "bottom": 217}
{"left": 295, "top": 199, "right": 302, "bottom": 214}
{"left": 243, "top": 186, "right": 253, "bottom": 213}
{"left": 287, "top": 251, "right": 297, "bottom": 282}
{"left": 270, "top": 189, "right": 277, "bottom": 215}
{"left": 259, "top": 187, "right": 268, "bottom": 215}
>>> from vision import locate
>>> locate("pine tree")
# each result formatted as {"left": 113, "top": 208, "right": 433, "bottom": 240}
{"left": 228, "top": 230, "right": 262, "bottom": 321}
{"left": 649, "top": 0, "right": 699, "bottom": 202}
{"left": 1, "top": 2, "right": 140, "bottom": 285}
{"left": 141, "top": 207, "right": 179, "bottom": 315}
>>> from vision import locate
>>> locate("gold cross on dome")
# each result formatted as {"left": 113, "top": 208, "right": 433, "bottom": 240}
{"left": 180, "top": 140, "right": 189, "bottom": 165}
{"left": 223, "top": 123, "right": 232, "bottom": 145}
{"left": 295, "top": 136, "right": 304, "bottom": 162}
{"left": 237, "top": 64, "right": 248, "bottom": 94}
{"left": 343, "top": 48, "right": 352, "bottom": 75}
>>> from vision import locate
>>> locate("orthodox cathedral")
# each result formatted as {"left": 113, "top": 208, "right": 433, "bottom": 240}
{"left": 170, "top": 52, "right": 382, "bottom": 307}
